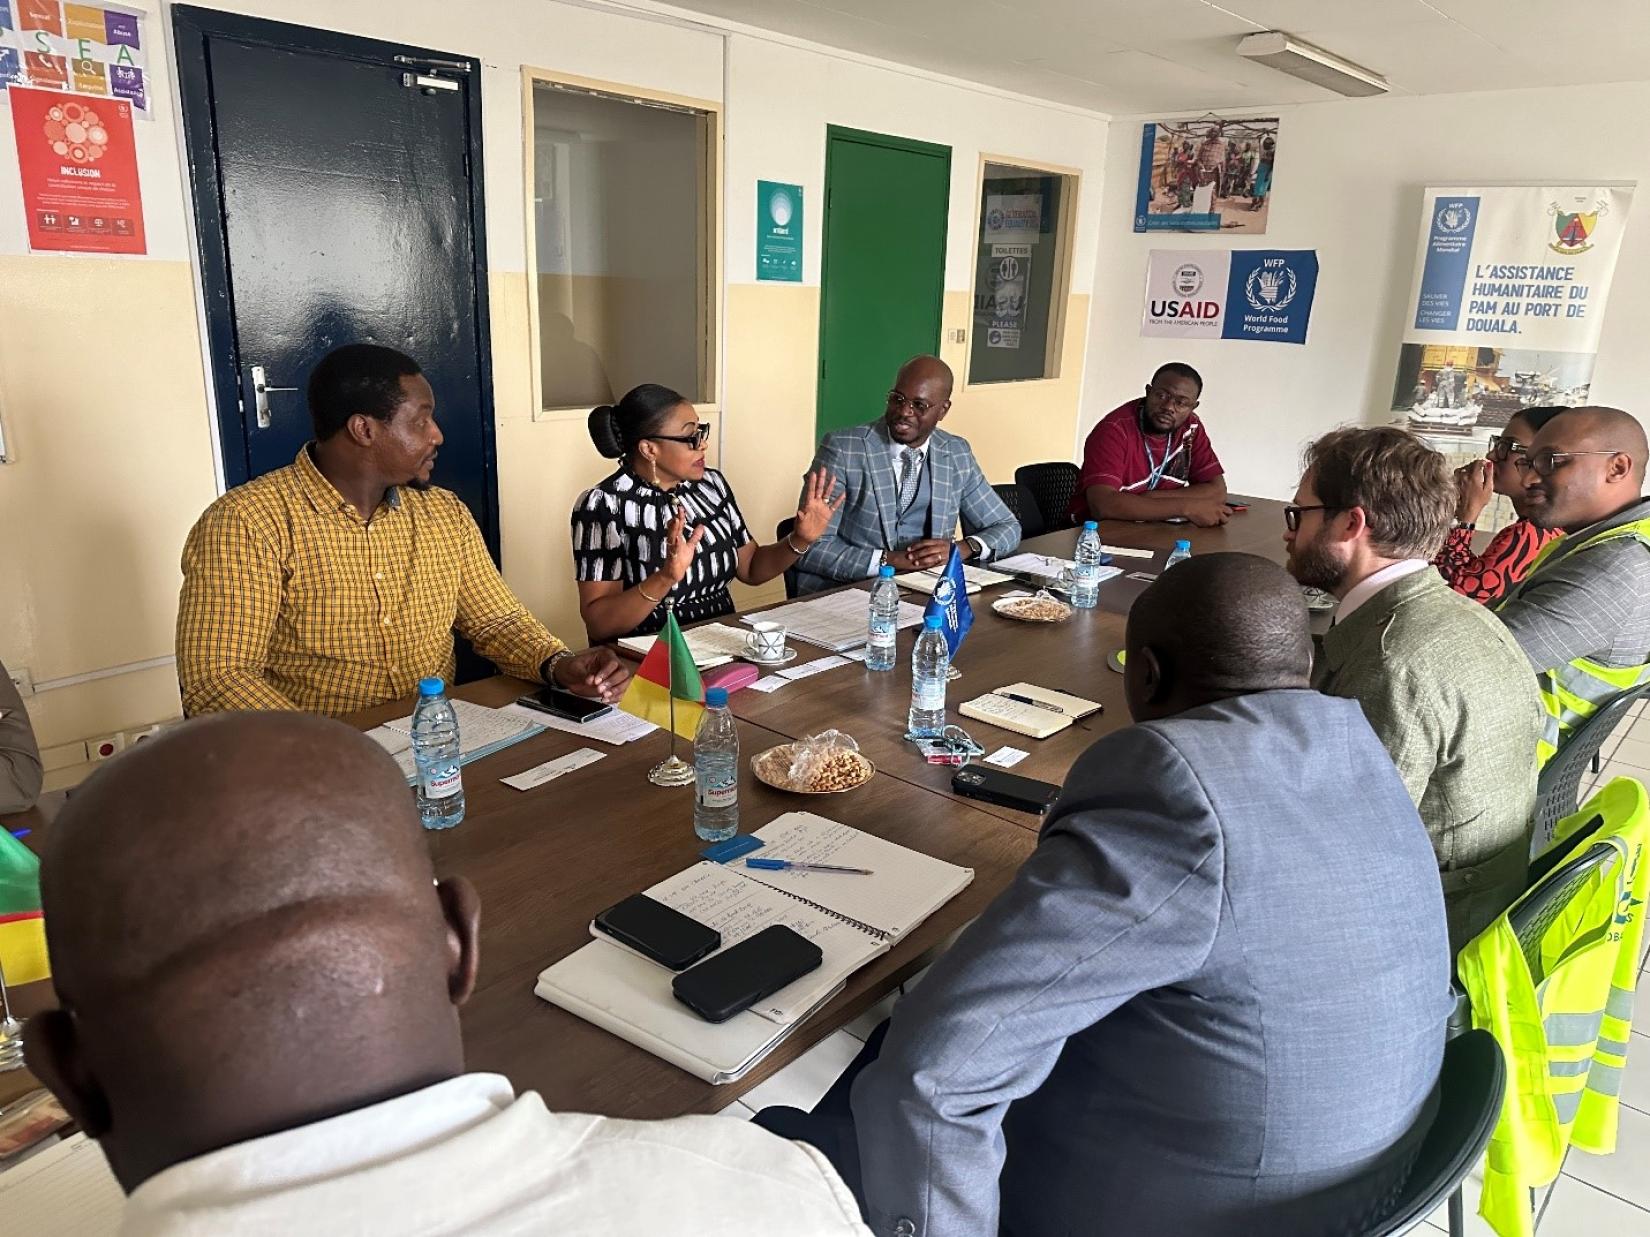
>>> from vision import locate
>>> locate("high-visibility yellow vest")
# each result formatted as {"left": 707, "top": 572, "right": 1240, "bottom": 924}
{"left": 1496, "top": 517, "right": 1650, "bottom": 765}
{"left": 1456, "top": 777, "right": 1648, "bottom": 1237}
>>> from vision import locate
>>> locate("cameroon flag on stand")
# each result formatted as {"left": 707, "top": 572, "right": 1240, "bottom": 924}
{"left": 0, "top": 825, "right": 48, "bottom": 985}
{"left": 619, "top": 611, "right": 705, "bottom": 740}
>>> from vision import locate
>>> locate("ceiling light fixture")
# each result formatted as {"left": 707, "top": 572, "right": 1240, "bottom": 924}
{"left": 1237, "top": 31, "right": 1389, "bottom": 98}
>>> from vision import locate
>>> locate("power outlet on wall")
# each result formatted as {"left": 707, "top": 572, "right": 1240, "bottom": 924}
{"left": 7, "top": 666, "right": 31, "bottom": 697}
{"left": 88, "top": 733, "right": 127, "bottom": 761}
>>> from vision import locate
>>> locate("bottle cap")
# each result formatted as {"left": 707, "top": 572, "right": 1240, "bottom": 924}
{"left": 924, "top": 613, "right": 944, "bottom": 629}
{"left": 705, "top": 687, "right": 730, "bottom": 708}
{"left": 1174, "top": 539, "right": 1191, "bottom": 550}
{"left": 879, "top": 564, "right": 896, "bottom": 578}
{"left": 1083, "top": 520, "right": 1099, "bottom": 531}
{"left": 418, "top": 677, "right": 445, "bottom": 696}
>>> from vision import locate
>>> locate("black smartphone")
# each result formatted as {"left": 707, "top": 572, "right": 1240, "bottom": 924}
{"left": 516, "top": 684, "right": 614, "bottom": 723}
{"left": 672, "top": 925, "right": 823, "bottom": 1023}
{"left": 593, "top": 894, "right": 721, "bottom": 971}
{"left": 951, "top": 765, "right": 1061, "bottom": 815}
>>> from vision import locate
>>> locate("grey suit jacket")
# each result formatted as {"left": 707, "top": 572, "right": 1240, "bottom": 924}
{"left": 1315, "top": 568, "right": 1542, "bottom": 950}
{"left": 850, "top": 690, "right": 1452, "bottom": 1237}
{"left": 794, "top": 420, "right": 1020, "bottom": 594}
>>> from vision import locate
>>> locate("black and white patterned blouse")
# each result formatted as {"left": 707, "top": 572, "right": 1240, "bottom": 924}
{"left": 571, "top": 467, "right": 754, "bottom": 637}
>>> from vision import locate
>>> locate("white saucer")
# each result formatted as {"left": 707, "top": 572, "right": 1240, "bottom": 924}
{"left": 741, "top": 647, "right": 799, "bottom": 667}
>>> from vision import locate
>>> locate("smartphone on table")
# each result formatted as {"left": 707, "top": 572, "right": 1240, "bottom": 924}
{"left": 593, "top": 894, "right": 721, "bottom": 971}
{"left": 515, "top": 684, "right": 613, "bottom": 723}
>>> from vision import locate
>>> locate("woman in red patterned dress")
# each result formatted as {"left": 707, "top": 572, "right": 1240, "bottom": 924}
{"left": 1433, "top": 406, "right": 1567, "bottom": 603}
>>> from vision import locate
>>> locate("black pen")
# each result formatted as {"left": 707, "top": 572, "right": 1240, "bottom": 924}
{"left": 1000, "top": 692, "right": 1066, "bottom": 715}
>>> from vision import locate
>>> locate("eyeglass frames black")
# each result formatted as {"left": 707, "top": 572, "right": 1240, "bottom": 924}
{"left": 646, "top": 423, "right": 712, "bottom": 448}
{"left": 1283, "top": 504, "right": 1339, "bottom": 532}
{"left": 1146, "top": 383, "right": 1197, "bottom": 411}
{"left": 1486, "top": 435, "right": 1528, "bottom": 463}
{"left": 1513, "top": 449, "right": 1624, "bottom": 477}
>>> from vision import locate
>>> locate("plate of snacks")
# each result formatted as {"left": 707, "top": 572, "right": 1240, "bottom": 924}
{"left": 752, "top": 730, "right": 874, "bottom": 794}
{"left": 992, "top": 590, "right": 1073, "bottom": 623}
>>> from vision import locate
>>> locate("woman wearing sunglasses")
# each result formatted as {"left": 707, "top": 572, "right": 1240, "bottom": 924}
{"left": 572, "top": 384, "right": 843, "bottom": 642}
{"left": 1432, "top": 405, "right": 1567, "bottom": 603}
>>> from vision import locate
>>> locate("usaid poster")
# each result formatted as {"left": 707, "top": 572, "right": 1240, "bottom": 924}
{"left": 1142, "top": 249, "right": 1318, "bottom": 345}
{"left": 1393, "top": 185, "right": 1634, "bottom": 433}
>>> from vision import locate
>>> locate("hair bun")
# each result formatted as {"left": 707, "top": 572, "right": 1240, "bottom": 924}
{"left": 588, "top": 405, "right": 624, "bottom": 459}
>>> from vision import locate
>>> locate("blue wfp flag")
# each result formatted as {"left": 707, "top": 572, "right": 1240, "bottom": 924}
{"left": 924, "top": 546, "right": 974, "bottom": 656}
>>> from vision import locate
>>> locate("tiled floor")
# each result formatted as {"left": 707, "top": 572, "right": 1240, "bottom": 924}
{"left": 720, "top": 714, "right": 1650, "bottom": 1234}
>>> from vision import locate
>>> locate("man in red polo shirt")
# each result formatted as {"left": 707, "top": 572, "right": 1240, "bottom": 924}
{"left": 1071, "top": 362, "right": 1231, "bottom": 526}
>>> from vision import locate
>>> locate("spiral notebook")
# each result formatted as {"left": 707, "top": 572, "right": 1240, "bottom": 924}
{"left": 535, "top": 812, "right": 973, "bottom": 1082}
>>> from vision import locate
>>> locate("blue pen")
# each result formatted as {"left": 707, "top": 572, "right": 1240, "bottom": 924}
{"left": 745, "top": 857, "right": 874, "bottom": 876}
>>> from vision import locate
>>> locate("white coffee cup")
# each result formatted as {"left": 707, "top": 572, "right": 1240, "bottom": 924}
{"left": 746, "top": 621, "right": 786, "bottom": 661}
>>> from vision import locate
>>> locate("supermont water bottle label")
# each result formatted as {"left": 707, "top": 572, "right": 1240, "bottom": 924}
{"left": 423, "top": 765, "right": 462, "bottom": 800}
{"left": 699, "top": 777, "right": 737, "bottom": 809}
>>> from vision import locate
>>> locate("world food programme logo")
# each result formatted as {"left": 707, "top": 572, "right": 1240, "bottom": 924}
{"left": 1435, "top": 202, "right": 1473, "bottom": 234}
{"left": 1549, "top": 196, "right": 1608, "bottom": 255}
{"left": 1245, "top": 264, "right": 1298, "bottom": 311}
{"left": 1172, "top": 263, "right": 1203, "bottom": 296}
{"left": 932, "top": 577, "right": 957, "bottom": 608}
{"left": 768, "top": 189, "right": 794, "bottom": 228}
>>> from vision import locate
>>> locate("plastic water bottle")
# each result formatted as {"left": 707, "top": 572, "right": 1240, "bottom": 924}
{"left": 867, "top": 564, "right": 900, "bottom": 672}
{"left": 908, "top": 614, "right": 950, "bottom": 737}
{"left": 1165, "top": 539, "right": 1193, "bottom": 571}
{"left": 1071, "top": 520, "right": 1105, "bottom": 610}
{"left": 694, "top": 687, "right": 740, "bottom": 842}
{"left": 412, "top": 677, "right": 465, "bottom": 830}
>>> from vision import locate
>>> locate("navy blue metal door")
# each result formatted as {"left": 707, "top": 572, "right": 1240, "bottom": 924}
{"left": 174, "top": 7, "right": 499, "bottom": 555}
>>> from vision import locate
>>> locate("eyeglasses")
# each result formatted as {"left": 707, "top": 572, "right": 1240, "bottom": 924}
{"left": 1486, "top": 435, "right": 1528, "bottom": 463}
{"left": 646, "top": 423, "right": 711, "bottom": 449}
{"left": 1283, "top": 504, "right": 1339, "bottom": 532}
{"left": 1147, "top": 384, "right": 1198, "bottom": 411}
{"left": 886, "top": 391, "right": 940, "bottom": 416}
{"left": 1513, "top": 449, "right": 1624, "bottom": 478}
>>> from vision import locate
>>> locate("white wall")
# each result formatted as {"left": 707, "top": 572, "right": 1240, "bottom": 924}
{"left": 1083, "top": 82, "right": 1650, "bottom": 501}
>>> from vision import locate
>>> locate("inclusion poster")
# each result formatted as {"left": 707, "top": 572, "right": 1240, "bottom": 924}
{"left": 1392, "top": 185, "right": 1634, "bottom": 433}
{"left": 9, "top": 83, "right": 145, "bottom": 253}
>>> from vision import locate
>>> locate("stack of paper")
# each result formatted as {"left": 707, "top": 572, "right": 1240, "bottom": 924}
{"left": 894, "top": 564, "right": 1014, "bottom": 596}
{"left": 0, "top": 1133, "right": 123, "bottom": 1237}
{"left": 498, "top": 703, "right": 657, "bottom": 746}
{"left": 368, "top": 699, "right": 544, "bottom": 780}
{"left": 618, "top": 622, "right": 755, "bottom": 669}
{"left": 743, "top": 592, "right": 925, "bottom": 652}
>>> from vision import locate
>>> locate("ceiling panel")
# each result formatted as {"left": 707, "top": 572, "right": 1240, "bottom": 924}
{"left": 1220, "top": 0, "right": 1442, "bottom": 31}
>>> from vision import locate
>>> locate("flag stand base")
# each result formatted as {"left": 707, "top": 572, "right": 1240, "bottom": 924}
{"left": 648, "top": 755, "right": 696, "bottom": 787}
{"left": 946, "top": 667, "right": 961, "bottom": 681}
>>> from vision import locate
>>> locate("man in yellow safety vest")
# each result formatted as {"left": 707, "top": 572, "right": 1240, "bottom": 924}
{"left": 1495, "top": 407, "right": 1650, "bottom": 764}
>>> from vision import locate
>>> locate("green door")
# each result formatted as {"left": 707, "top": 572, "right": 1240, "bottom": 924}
{"left": 816, "top": 127, "right": 951, "bottom": 439}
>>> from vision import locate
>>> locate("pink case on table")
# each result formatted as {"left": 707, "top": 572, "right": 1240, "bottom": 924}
{"left": 702, "top": 662, "right": 760, "bottom": 694}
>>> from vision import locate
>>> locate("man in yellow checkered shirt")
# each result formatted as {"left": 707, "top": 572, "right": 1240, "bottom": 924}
{"left": 177, "top": 345, "right": 627, "bottom": 717}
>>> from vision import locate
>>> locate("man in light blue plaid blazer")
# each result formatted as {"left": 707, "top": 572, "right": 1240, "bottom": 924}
{"left": 794, "top": 356, "right": 1021, "bottom": 595}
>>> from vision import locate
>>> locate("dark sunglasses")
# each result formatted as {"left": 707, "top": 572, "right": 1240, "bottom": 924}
{"left": 1486, "top": 435, "right": 1528, "bottom": 463}
{"left": 646, "top": 423, "right": 711, "bottom": 449}
{"left": 1283, "top": 504, "right": 1340, "bottom": 532}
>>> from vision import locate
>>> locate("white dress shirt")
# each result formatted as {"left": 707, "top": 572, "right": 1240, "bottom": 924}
{"left": 1335, "top": 559, "right": 1431, "bottom": 623}
{"left": 119, "top": 1074, "right": 870, "bottom": 1236}
{"left": 870, "top": 435, "right": 991, "bottom": 568}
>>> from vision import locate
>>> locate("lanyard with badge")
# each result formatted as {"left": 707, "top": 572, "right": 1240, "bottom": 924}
{"left": 1131, "top": 415, "right": 1197, "bottom": 493}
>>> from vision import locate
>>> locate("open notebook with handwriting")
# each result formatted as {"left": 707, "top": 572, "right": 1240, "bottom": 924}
{"left": 534, "top": 812, "right": 972, "bottom": 1082}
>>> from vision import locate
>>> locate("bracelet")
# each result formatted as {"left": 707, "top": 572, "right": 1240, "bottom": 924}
{"left": 543, "top": 648, "right": 574, "bottom": 683}
{"left": 785, "top": 534, "right": 810, "bottom": 556}
{"left": 636, "top": 580, "right": 666, "bottom": 604}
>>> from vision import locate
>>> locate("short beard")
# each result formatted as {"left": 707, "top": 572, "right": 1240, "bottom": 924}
{"left": 1288, "top": 535, "right": 1347, "bottom": 593}
{"left": 406, "top": 477, "right": 433, "bottom": 492}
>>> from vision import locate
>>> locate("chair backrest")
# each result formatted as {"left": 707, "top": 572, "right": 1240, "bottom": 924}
{"left": 1510, "top": 840, "right": 1620, "bottom": 985}
{"left": 776, "top": 517, "right": 800, "bottom": 600}
{"left": 1360, "top": 1030, "right": 1507, "bottom": 1236}
{"left": 1532, "top": 683, "right": 1650, "bottom": 851}
{"left": 1014, "top": 462, "right": 1080, "bottom": 533}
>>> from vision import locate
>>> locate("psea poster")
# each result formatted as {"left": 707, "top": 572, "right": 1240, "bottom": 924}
{"left": 1392, "top": 185, "right": 1634, "bottom": 433}
{"left": 756, "top": 180, "right": 802, "bottom": 282}
{"left": 1133, "top": 117, "right": 1277, "bottom": 234}
{"left": 0, "top": 0, "right": 149, "bottom": 114}
{"left": 1141, "top": 249, "right": 1317, "bottom": 345}
{"left": 9, "top": 83, "right": 146, "bottom": 253}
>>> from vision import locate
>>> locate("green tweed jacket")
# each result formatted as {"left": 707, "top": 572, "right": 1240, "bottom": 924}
{"left": 1313, "top": 567, "right": 1543, "bottom": 951}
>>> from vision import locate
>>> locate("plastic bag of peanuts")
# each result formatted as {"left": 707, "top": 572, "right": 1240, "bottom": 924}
{"left": 782, "top": 730, "right": 871, "bottom": 793}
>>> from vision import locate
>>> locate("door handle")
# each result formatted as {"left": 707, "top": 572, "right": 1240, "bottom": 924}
{"left": 249, "top": 364, "right": 298, "bottom": 429}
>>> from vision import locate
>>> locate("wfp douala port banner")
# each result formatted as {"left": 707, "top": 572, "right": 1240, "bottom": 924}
{"left": 1392, "top": 185, "right": 1634, "bottom": 433}
{"left": 1140, "top": 249, "right": 1318, "bottom": 345}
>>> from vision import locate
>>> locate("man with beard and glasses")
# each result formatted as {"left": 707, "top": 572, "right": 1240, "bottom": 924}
{"left": 1493, "top": 407, "right": 1650, "bottom": 765}
{"left": 1285, "top": 426, "right": 1542, "bottom": 950}
{"left": 177, "top": 344, "right": 625, "bottom": 716}
{"left": 793, "top": 355, "right": 1020, "bottom": 595}
{"left": 1071, "top": 362, "right": 1233, "bottom": 526}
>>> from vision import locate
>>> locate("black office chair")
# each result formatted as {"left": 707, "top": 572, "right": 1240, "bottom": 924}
{"left": 1530, "top": 683, "right": 1650, "bottom": 854}
{"left": 1359, "top": 1030, "right": 1506, "bottom": 1237}
{"left": 992, "top": 481, "right": 1045, "bottom": 539}
{"left": 1014, "top": 462, "right": 1080, "bottom": 534}
{"left": 777, "top": 517, "right": 801, "bottom": 600}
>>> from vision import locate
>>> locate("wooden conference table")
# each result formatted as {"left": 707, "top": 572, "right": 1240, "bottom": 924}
{"left": 0, "top": 499, "right": 1296, "bottom": 1124}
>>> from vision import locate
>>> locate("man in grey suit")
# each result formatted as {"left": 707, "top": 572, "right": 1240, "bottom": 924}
{"left": 846, "top": 555, "right": 1452, "bottom": 1237}
{"left": 793, "top": 356, "right": 1020, "bottom": 595}
{"left": 1287, "top": 426, "right": 1542, "bottom": 950}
